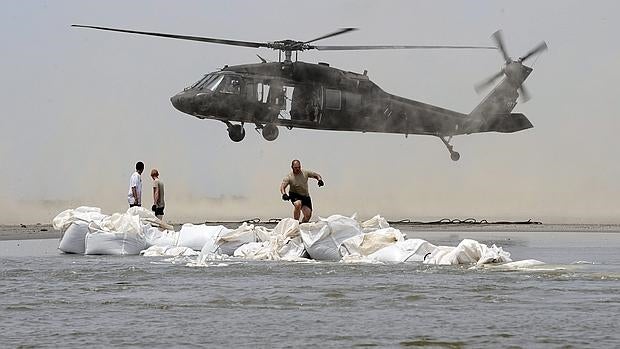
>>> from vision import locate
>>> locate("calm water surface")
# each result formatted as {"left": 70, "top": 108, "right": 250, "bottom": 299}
{"left": 1, "top": 229, "right": 620, "bottom": 348}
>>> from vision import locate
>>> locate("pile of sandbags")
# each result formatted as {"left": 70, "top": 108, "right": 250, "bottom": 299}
{"left": 231, "top": 218, "right": 305, "bottom": 261}
{"left": 53, "top": 207, "right": 107, "bottom": 254}
{"left": 54, "top": 206, "right": 173, "bottom": 255}
{"left": 53, "top": 208, "right": 512, "bottom": 266}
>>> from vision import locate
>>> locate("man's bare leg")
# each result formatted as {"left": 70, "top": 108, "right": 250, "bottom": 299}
{"left": 301, "top": 206, "right": 312, "bottom": 223}
{"left": 293, "top": 200, "right": 302, "bottom": 221}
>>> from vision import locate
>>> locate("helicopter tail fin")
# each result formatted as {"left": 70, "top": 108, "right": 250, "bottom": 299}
{"left": 465, "top": 76, "right": 532, "bottom": 133}
{"left": 476, "top": 112, "right": 533, "bottom": 133}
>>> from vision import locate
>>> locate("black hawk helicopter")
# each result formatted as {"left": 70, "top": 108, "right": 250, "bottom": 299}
{"left": 73, "top": 25, "right": 547, "bottom": 161}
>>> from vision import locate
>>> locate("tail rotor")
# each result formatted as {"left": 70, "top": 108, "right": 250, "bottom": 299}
{"left": 475, "top": 30, "right": 547, "bottom": 102}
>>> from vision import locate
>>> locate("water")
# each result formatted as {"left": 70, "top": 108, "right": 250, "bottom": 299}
{"left": 2, "top": 229, "right": 620, "bottom": 348}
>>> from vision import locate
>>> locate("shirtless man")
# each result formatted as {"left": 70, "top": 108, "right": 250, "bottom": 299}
{"left": 280, "top": 159, "right": 324, "bottom": 223}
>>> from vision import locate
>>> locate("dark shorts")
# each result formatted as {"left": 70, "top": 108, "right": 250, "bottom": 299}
{"left": 289, "top": 192, "right": 312, "bottom": 210}
{"left": 152, "top": 205, "right": 165, "bottom": 216}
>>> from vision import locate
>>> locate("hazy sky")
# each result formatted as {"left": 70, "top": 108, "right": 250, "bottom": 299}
{"left": 1, "top": 0, "right": 618, "bottom": 224}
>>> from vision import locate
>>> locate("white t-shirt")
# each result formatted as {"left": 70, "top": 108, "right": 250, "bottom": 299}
{"left": 127, "top": 171, "right": 142, "bottom": 205}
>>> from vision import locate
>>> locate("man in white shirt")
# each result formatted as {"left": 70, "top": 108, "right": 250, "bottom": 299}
{"left": 127, "top": 161, "right": 144, "bottom": 207}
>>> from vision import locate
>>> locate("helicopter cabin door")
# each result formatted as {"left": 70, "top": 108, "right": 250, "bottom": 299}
{"left": 290, "top": 85, "right": 323, "bottom": 124}
{"left": 253, "top": 81, "right": 290, "bottom": 123}
{"left": 322, "top": 87, "right": 348, "bottom": 128}
{"left": 322, "top": 87, "right": 363, "bottom": 130}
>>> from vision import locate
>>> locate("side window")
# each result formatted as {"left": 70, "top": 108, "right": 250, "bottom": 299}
{"left": 269, "top": 84, "right": 286, "bottom": 108}
{"left": 257, "top": 82, "right": 270, "bottom": 103}
{"left": 325, "top": 89, "right": 341, "bottom": 110}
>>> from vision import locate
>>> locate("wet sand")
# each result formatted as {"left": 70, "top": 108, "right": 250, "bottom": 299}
{"left": 2, "top": 222, "right": 619, "bottom": 241}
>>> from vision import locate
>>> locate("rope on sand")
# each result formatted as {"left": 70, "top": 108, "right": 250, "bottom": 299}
{"left": 203, "top": 217, "right": 542, "bottom": 225}
{"left": 387, "top": 218, "right": 542, "bottom": 225}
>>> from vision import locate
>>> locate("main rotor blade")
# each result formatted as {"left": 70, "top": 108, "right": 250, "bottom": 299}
{"left": 519, "top": 41, "right": 548, "bottom": 62}
{"left": 72, "top": 25, "right": 268, "bottom": 49}
{"left": 303, "top": 28, "right": 358, "bottom": 44}
{"left": 492, "top": 30, "right": 511, "bottom": 63}
{"left": 313, "top": 44, "right": 497, "bottom": 51}
{"left": 474, "top": 70, "right": 505, "bottom": 93}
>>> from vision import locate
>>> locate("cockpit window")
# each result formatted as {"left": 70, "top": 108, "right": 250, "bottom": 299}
{"left": 198, "top": 74, "right": 220, "bottom": 90}
{"left": 204, "top": 75, "right": 224, "bottom": 91}
{"left": 188, "top": 73, "right": 212, "bottom": 90}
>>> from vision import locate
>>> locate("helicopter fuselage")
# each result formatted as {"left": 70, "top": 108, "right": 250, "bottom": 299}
{"left": 170, "top": 61, "right": 473, "bottom": 138}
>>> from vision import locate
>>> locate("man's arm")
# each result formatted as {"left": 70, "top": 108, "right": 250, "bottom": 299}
{"left": 309, "top": 172, "right": 322, "bottom": 181}
{"left": 308, "top": 171, "right": 324, "bottom": 187}
{"left": 280, "top": 181, "right": 291, "bottom": 201}
{"left": 132, "top": 186, "right": 138, "bottom": 203}
{"left": 153, "top": 185, "right": 159, "bottom": 205}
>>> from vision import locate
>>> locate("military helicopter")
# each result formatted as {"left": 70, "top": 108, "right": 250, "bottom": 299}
{"left": 72, "top": 25, "right": 547, "bottom": 160}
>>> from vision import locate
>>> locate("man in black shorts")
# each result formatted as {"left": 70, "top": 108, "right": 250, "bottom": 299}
{"left": 150, "top": 169, "right": 165, "bottom": 220}
{"left": 280, "top": 159, "right": 324, "bottom": 223}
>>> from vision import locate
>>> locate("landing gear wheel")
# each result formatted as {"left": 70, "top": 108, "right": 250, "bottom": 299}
{"left": 262, "top": 123, "right": 279, "bottom": 141}
{"left": 228, "top": 124, "right": 245, "bottom": 142}
{"left": 438, "top": 135, "right": 460, "bottom": 161}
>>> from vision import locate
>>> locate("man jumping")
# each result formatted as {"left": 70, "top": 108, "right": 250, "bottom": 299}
{"left": 280, "top": 159, "right": 324, "bottom": 223}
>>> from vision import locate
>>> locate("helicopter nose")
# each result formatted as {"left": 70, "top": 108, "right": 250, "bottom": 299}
{"left": 170, "top": 93, "right": 190, "bottom": 112}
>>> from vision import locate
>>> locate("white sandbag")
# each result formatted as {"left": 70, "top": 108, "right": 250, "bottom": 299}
{"left": 476, "top": 259, "right": 547, "bottom": 271}
{"left": 365, "top": 238, "right": 438, "bottom": 264}
{"left": 424, "top": 239, "right": 512, "bottom": 265}
{"left": 360, "top": 215, "right": 390, "bottom": 233}
{"left": 278, "top": 236, "right": 307, "bottom": 260}
{"left": 126, "top": 206, "right": 174, "bottom": 231}
{"left": 177, "top": 224, "right": 229, "bottom": 251}
{"left": 216, "top": 223, "right": 257, "bottom": 256}
{"left": 300, "top": 214, "right": 363, "bottom": 261}
{"left": 268, "top": 219, "right": 305, "bottom": 259}
{"left": 476, "top": 242, "right": 512, "bottom": 265}
{"left": 423, "top": 245, "right": 453, "bottom": 265}
{"left": 233, "top": 242, "right": 276, "bottom": 259}
{"left": 339, "top": 227, "right": 405, "bottom": 257}
{"left": 140, "top": 245, "right": 198, "bottom": 257}
{"left": 58, "top": 220, "right": 91, "bottom": 254}
{"left": 271, "top": 218, "right": 301, "bottom": 239}
{"left": 92, "top": 213, "right": 143, "bottom": 236}
{"left": 199, "top": 223, "right": 258, "bottom": 258}
{"left": 253, "top": 218, "right": 300, "bottom": 242}
{"left": 126, "top": 206, "right": 158, "bottom": 220}
{"left": 52, "top": 206, "right": 106, "bottom": 232}
{"left": 232, "top": 219, "right": 305, "bottom": 261}
{"left": 232, "top": 235, "right": 306, "bottom": 261}
{"left": 499, "top": 259, "right": 545, "bottom": 269}
{"left": 84, "top": 229, "right": 147, "bottom": 255}
{"left": 144, "top": 227, "right": 178, "bottom": 247}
